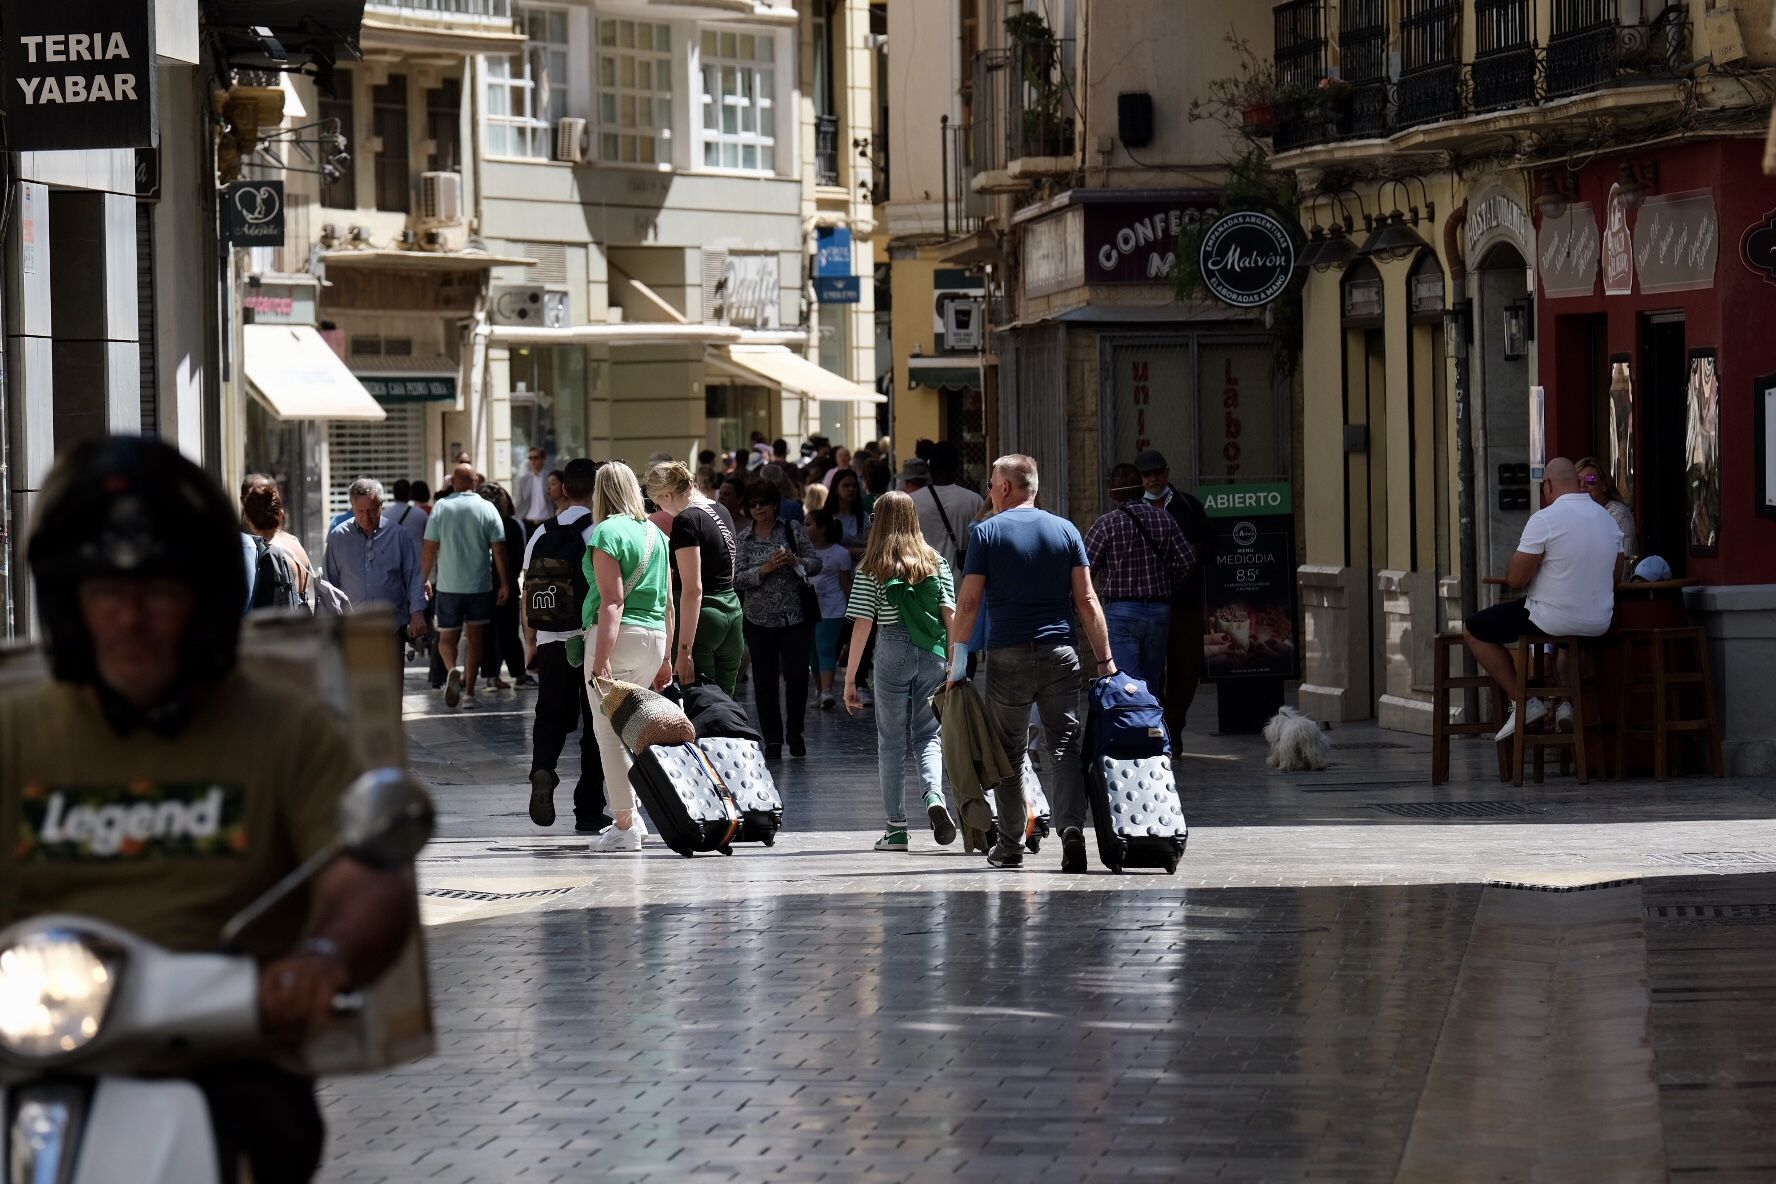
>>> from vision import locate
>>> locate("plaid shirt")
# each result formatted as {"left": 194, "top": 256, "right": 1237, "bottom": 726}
{"left": 1084, "top": 502, "right": 1195, "bottom": 603}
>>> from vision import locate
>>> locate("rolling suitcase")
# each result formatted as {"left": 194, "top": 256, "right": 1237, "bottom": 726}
{"left": 698, "top": 736, "right": 783, "bottom": 845}
{"left": 629, "top": 743, "right": 742, "bottom": 858}
{"left": 1086, "top": 754, "right": 1187, "bottom": 874}
{"left": 1021, "top": 755, "right": 1053, "bottom": 850}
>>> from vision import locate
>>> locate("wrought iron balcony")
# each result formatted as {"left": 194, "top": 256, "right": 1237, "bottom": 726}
{"left": 1398, "top": 0, "right": 1463, "bottom": 127}
{"left": 942, "top": 118, "right": 981, "bottom": 239}
{"left": 365, "top": 0, "right": 512, "bottom": 19}
{"left": 815, "top": 114, "right": 840, "bottom": 187}
{"left": 1273, "top": 0, "right": 1329, "bottom": 150}
{"left": 1547, "top": 0, "right": 1689, "bottom": 98}
{"left": 969, "top": 50, "right": 1011, "bottom": 186}
{"left": 1472, "top": 0, "right": 1538, "bottom": 110}
{"left": 1338, "top": 0, "right": 1390, "bottom": 137}
{"left": 1005, "top": 36, "right": 1076, "bottom": 162}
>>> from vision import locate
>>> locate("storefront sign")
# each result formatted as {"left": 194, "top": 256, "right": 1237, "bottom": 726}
{"left": 1466, "top": 188, "right": 1533, "bottom": 262}
{"left": 1342, "top": 275, "right": 1383, "bottom": 323}
{"left": 1200, "top": 341, "right": 1278, "bottom": 484}
{"left": 241, "top": 283, "right": 315, "bottom": 324}
{"left": 1106, "top": 341, "right": 1190, "bottom": 473}
{"left": 223, "top": 180, "right": 285, "bottom": 246}
{"left": 814, "top": 226, "right": 852, "bottom": 277}
{"left": 720, "top": 253, "right": 780, "bottom": 328}
{"left": 1198, "top": 211, "right": 1296, "bottom": 309}
{"left": 1200, "top": 482, "right": 1296, "bottom": 680}
{"left": 1086, "top": 198, "right": 1214, "bottom": 284}
{"left": 359, "top": 375, "right": 458, "bottom": 404}
{"left": 134, "top": 147, "right": 158, "bottom": 200}
{"left": 1409, "top": 268, "right": 1445, "bottom": 317}
{"left": 1538, "top": 202, "right": 1600, "bottom": 299}
{"left": 1739, "top": 208, "right": 1776, "bottom": 288}
{"left": 813, "top": 275, "right": 860, "bottom": 304}
{"left": 1603, "top": 185, "right": 1634, "bottom": 295}
{"left": 1635, "top": 191, "right": 1718, "bottom": 295}
{"left": 0, "top": 0, "right": 156, "bottom": 150}
{"left": 1023, "top": 206, "right": 1084, "bottom": 299}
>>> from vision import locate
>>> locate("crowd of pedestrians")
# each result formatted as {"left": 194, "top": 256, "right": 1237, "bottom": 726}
{"left": 285, "top": 432, "right": 1204, "bottom": 870}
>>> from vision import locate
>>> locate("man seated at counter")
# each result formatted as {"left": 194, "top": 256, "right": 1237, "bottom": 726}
{"left": 1463, "top": 457, "right": 1625, "bottom": 742}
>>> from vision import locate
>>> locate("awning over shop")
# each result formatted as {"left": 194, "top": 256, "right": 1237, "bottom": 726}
{"left": 709, "top": 345, "right": 886, "bottom": 404}
{"left": 245, "top": 325, "right": 386, "bottom": 422}
{"left": 907, "top": 356, "right": 983, "bottom": 391}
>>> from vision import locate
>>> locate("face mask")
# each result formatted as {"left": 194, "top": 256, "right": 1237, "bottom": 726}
{"left": 1143, "top": 488, "right": 1165, "bottom": 503}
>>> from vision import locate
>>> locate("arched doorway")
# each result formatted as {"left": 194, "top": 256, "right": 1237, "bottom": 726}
{"left": 1472, "top": 241, "right": 1533, "bottom": 581}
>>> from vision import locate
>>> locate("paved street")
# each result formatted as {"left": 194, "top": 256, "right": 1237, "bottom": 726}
{"left": 321, "top": 670, "right": 1776, "bottom": 1182}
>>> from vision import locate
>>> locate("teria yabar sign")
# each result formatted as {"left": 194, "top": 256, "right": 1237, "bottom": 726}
{"left": 1, "top": 0, "right": 156, "bottom": 151}
{"left": 1198, "top": 210, "right": 1296, "bottom": 309}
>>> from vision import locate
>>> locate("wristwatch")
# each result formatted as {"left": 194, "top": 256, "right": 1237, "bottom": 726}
{"left": 301, "top": 936, "right": 348, "bottom": 974}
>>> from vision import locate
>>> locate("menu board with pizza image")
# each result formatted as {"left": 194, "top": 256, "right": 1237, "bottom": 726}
{"left": 1198, "top": 482, "right": 1297, "bottom": 680}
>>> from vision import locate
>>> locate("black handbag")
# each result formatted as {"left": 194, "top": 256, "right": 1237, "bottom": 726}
{"left": 789, "top": 522, "right": 821, "bottom": 625}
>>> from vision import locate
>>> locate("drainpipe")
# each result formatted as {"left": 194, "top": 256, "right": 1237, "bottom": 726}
{"left": 1446, "top": 201, "right": 1479, "bottom": 715}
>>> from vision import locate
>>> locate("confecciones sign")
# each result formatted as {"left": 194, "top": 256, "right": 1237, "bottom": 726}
{"left": 1, "top": 0, "right": 156, "bottom": 150}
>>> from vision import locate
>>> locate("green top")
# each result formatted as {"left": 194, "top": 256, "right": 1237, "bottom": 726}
{"left": 422, "top": 491, "right": 505, "bottom": 594}
{"left": 581, "top": 515, "right": 670, "bottom": 631}
{"left": 880, "top": 568, "right": 953, "bottom": 659}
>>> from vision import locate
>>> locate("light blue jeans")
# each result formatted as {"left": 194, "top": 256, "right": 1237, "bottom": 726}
{"left": 1105, "top": 600, "right": 1171, "bottom": 687}
{"left": 872, "top": 626, "right": 946, "bottom": 823}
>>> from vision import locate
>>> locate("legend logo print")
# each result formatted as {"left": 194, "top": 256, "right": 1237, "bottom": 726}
{"left": 16, "top": 781, "right": 248, "bottom": 861}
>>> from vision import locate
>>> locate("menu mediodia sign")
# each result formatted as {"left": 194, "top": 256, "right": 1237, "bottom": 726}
{"left": 1198, "top": 211, "right": 1296, "bottom": 309}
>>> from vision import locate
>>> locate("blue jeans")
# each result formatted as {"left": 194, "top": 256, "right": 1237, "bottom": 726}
{"left": 872, "top": 627, "right": 946, "bottom": 823}
{"left": 982, "top": 643, "right": 1086, "bottom": 838}
{"left": 1104, "top": 600, "right": 1171, "bottom": 687}
{"left": 812, "top": 617, "right": 846, "bottom": 673}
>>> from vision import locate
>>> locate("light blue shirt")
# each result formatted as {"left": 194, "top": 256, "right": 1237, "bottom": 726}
{"left": 324, "top": 516, "right": 426, "bottom": 624}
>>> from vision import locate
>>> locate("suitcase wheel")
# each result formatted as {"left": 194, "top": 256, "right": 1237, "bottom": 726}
{"left": 719, "top": 844, "right": 734, "bottom": 856}
{"left": 677, "top": 848, "right": 697, "bottom": 860}
{"left": 1164, "top": 856, "right": 1180, "bottom": 875}
{"left": 1024, "top": 833, "right": 1041, "bottom": 855}
{"left": 761, "top": 831, "right": 776, "bottom": 847}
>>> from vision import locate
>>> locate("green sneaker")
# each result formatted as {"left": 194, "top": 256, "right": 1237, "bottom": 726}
{"left": 873, "top": 825, "right": 909, "bottom": 852}
{"left": 925, "top": 793, "right": 957, "bottom": 846}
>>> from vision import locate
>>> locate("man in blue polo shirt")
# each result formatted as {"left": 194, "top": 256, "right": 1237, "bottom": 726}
{"left": 422, "top": 463, "right": 510, "bottom": 711}
{"left": 947, "top": 454, "right": 1117, "bottom": 874}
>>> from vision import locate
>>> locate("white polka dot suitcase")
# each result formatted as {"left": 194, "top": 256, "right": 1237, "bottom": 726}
{"left": 629, "top": 743, "right": 742, "bottom": 858}
{"left": 697, "top": 736, "right": 783, "bottom": 845}
{"left": 1087, "top": 754, "right": 1187, "bottom": 874}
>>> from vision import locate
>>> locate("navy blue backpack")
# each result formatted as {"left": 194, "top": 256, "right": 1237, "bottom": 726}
{"left": 1084, "top": 674, "right": 1171, "bottom": 763}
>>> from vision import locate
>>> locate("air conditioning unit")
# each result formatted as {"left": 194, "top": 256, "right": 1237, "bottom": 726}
{"left": 419, "top": 172, "right": 462, "bottom": 227}
{"left": 943, "top": 299, "right": 983, "bottom": 350}
{"left": 491, "top": 285, "right": 570, "bottom": 328}
{"left": 554, "top": 117, "right": 590, "bottom": 164}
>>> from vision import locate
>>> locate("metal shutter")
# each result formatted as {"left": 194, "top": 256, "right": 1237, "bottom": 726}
{"left": 327, "top": 404, "right": 426, "bottom": 518}
{"left": 136, "top": 202, "right": 157, "bottom": 436}
{"left": 507, "top": 240, "right": 567, "bottom": 285}
{"left": 998, "top": 324, "right": 1068, "bottom": 519}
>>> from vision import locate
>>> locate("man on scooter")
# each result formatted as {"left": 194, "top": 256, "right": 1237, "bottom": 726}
{"left": 0, "top": 436, "right": 418, "bottom": 1183}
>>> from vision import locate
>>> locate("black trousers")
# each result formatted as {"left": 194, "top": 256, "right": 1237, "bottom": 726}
{"left": 532, "top": 640, "right": 608, "bottom": 826}
{"left": 744, "top": 620, "right": 812, "bottom": 744}
{"left": 481, "top": 589, "right": 525, "bottom": 680}
{"left": 196, "top": 1061, "right": 323, "bottom": 1184}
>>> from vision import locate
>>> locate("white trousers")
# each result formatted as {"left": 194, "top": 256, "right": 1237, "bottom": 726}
{"left": 584, "top": 624, "right": 669, "bottom": 814}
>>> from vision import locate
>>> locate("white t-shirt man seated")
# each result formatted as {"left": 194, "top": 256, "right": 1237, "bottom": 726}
{"left": 1462, "top": 457, "right": 1624, "bottom": 740}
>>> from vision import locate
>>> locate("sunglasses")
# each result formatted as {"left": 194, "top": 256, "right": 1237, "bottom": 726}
{"left": 748, "top": 499, "right": 772, "bottom": 508}
{"left": 1580, "top": 474, "right": 1601, "bottom": 485}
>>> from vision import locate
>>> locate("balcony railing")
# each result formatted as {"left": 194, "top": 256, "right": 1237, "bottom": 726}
{"left": 1273, "top": 0, "right": 1328, "bottom": 151}
{"left": 942, "top": 117, "right": 981, "bottom": 239}
{"left": 815, "top": 114, "right": 840, "bottom": 187}
{"left": 1547, "top": 0, "right": 1689, "bottom": 98}
{"left": 1472, "top": 0, "right": 1538, "bottom": 110}
{"left": 969, "top": 50, "right": 1009, "bottom": 182}
{"left": 1005, "top": 36, "right": 1076, "bottom": 161}
{"left": 1398, "top": 0, "right": 1462, "bottom": 127}
{"left": 365, "top": 0, "right": 512, "bottom": 19}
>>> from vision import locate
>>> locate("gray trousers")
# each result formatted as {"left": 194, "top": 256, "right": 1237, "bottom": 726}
{"left": 981, "top": 643, "right": 1087, "bottom": 838}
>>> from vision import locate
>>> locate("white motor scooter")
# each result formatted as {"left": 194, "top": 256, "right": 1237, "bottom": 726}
{"left": 0, "top": 768, "right": 434, "bottom": 1183}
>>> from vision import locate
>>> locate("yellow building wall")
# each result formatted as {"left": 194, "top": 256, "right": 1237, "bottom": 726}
{"left": 890, "top": 257, "right": 943, "bottom": 449}
{"left": 1301, "top": 270, "right": 1345, "bottom": 567}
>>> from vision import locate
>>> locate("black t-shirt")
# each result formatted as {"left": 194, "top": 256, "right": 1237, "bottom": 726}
{"left": 669, "top": 503, "right": 737, "bottom": 594}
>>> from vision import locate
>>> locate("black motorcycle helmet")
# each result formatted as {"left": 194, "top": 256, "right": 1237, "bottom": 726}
{"left": 27, "top": 435, "right": 248, "bottom": 692}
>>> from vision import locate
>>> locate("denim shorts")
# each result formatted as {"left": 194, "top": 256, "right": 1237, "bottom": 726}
{"left": 435, "top": 590, "right": 494, "bottom": 630}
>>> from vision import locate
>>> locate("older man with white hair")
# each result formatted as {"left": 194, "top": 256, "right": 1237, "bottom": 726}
{"left": 324, "top": 476, "right": 427, "bottom": 675}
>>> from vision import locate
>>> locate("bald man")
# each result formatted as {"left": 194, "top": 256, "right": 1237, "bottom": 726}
{"left": 1463, "top": 457, "right": 1625, "bottom": 741}
{"left": 422, "top": 463, "right": 511, "bottom": 710}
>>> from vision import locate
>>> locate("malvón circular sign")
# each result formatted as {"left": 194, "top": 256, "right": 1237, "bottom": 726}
{"left": 1199, "top": 210, "right": 1297, "bottom": 309}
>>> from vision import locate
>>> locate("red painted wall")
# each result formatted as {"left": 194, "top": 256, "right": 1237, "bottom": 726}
{"left": 1537, "top": 139, "right": 1776, "bottom": 586}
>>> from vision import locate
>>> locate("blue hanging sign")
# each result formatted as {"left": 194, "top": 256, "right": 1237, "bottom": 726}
{"left": 815, "top": 226, "right": 853, "bottom": 277}
{"left": 814, "top": 275, "right": 860, "bottom": 304}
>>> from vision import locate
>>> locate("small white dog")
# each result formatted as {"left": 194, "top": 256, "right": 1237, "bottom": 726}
{"left": 1264, "top": 706, "right": 1332, "bottom": 772}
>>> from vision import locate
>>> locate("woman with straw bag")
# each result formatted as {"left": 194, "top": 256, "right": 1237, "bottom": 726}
{"left": 583, "top": 462, "right": 674, "bottom": 853}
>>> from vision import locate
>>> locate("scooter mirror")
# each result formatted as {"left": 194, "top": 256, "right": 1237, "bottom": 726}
{"left": 336, "top": 769, "right": 436, "bottom": 869}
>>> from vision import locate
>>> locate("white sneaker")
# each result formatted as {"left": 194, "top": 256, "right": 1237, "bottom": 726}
{"left": 820, "top": 692, "right": 837, "bottom": 709}
{"left": 588, "top": 823, "right": 643, "bottom": 853}
{"left": 1495, "top": 697, "right": 1549, "bottom": 742}
{"left": 1555, "top": 701, "right": 1574, "bottom": 733}
{"left": 459, "top": 694, "right": 480, "bottom": 712}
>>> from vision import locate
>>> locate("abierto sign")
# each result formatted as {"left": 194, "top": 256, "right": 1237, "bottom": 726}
{"left": 1, "top": 0, "right": 156, "bottom": 150}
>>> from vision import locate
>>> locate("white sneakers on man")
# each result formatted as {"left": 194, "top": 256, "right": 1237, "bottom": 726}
{"left": 588, "top": 822, "right": 646, "bottom": 853}
{"left": 1495, "top": 697, "right": 1549, "bottom": 742}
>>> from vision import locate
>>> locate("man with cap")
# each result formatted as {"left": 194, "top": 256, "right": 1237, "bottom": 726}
{"left": 1135, "top": 449, "right": 1212, "bottom": 740}
{"left": 909, "top": 441, "right": 984, "bottom": 573}
{"left": 1085, "top": 463, "right": 1195, "bottom": 687}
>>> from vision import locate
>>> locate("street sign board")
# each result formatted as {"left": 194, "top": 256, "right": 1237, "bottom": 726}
{"left": 223, "top": 180, "right": 285, "bottom": 246}
{"left": 1, "top": 0, "right": 157, "bottom": 150}
{"left": 814, "top": 275, "right": 860, "bottom": 304}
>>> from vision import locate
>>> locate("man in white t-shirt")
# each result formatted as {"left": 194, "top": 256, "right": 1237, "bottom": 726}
{"left": 1463, "top": 457, "right": 1625, "bottom": 741}
{"left": 907, "top": 442, "right": 984, "bottom": 572}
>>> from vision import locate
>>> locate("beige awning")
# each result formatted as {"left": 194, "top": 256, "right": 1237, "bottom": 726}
{"left": 709, "top": 345, "right": 885, "bottom": 404}
{"left": 245, "top": 325, "right": 386, "bottom": 421}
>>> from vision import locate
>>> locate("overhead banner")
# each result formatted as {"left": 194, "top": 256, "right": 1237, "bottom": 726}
{"left": 1, "top": 0, "right": 157, "bottom": 150}
{"left": 1199, "top": 482, "right": 1297, "bottom": 680}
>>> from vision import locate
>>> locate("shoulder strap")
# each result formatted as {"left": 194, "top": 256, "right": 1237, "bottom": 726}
{"left": 1119, "top": 504, "right": 1168, "bottom": 563}
{"left": 928, "top": 488, "right": 960, "bottom": 550}
{"left": 623, "top": 522, "right": 660, "bottom": 600}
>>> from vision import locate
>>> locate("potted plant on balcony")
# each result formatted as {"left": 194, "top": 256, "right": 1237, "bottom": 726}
{"left": 1005, "top": 10, "right": 1073, "bottom": 159}
{"left": 1188, "top": 32, "right": 1286, "bottom": 140}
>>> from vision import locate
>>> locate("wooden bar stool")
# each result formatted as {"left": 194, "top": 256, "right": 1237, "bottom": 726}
{"left": 1614, "top": 626, "right": 1725, "bottom": 780}
{"left": 1506, "top": 635, "right": 1593, "bottom": 787}
{"left": 1432, "top": 631, "right": 1509, "bottom": 785}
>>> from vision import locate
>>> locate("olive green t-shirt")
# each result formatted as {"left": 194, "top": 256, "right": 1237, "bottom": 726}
{"left": 580, "top": 515, "right": 670, "bottom": 631}
{"left": 0, "top": 671, "right": 361, "bottom": 963}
